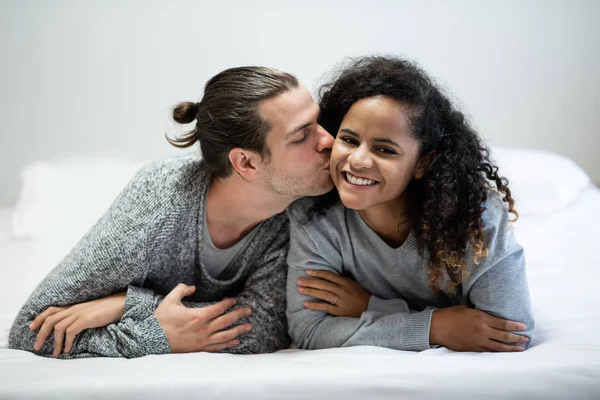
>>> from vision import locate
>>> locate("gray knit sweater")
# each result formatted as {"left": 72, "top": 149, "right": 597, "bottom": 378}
{"left": 9, "top": 155, "right": 291, "bottom": 358}
{"left": 287, "top": 193, "right": 534, "bottom": 351}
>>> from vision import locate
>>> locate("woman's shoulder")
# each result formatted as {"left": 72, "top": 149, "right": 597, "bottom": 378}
{"left": 286, "top": 196, "right": 347, "bottom": 266}
{"left": 287, "top": 195, "right": 345, "bottom": 227}
{"left": 481, "top": 189, "right": 514, "bottom": 229}
{"left": 287, "top": 194, "right": 349, "bottom": 248}
{"left": 471, "top": 189, "right": 522, "bottom": 266}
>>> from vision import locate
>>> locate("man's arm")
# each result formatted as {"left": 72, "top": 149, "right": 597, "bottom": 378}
{"left": 19, "top": 224, "right": 291, "bottom": 357}
{"left": 8, "top": 221, "right": 173, "bottom": 358}
{"left": 8, "top": 163, "right": 178, "bottom": 358}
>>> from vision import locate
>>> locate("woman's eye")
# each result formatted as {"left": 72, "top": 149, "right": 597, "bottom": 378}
{"left": 340, "top": 136, "right": 358, "bottom": 145}
{"left": 377, "top": 147, "right": 397, "bottom": 155}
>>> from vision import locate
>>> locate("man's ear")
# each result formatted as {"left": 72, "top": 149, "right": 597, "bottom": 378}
{"left": 414, "top": 151, "right": 434, "bottom": 180}
{"left": 229, "top": 148, "right": 261, "bottom": 181}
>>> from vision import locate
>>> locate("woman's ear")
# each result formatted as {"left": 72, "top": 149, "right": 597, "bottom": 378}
{"left": 229, "top": 148, "right": 260, "bottom": 182}
{"left": 414, "top": 151, "right": 434, "bottom": 180}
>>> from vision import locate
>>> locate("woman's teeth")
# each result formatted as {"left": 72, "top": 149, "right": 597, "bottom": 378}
{"left": 345, "top": 172, "right": 376, "bottom": 186}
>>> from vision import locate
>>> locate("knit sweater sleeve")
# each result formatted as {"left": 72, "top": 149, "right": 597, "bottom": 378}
{"left": 8, "top": 163, "right": 171, "bottom": 358}
{"left": 286, "top": 212, "right": 433, "bottom": 352}
{"left": 461, "top": 194, "right": 535, "bottom": 348}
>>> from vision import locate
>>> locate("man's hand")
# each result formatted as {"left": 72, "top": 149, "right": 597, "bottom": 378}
{"left": 30, "top": 292, "right": 126, "bottom": 356}
{"left": 154, "top": 284, "right": 252, "bottom": 353}
{"left": 430, "top": 305, "right": 530, "bottom": 352}
{"left": 297, "top": 269, "right": 370, "bottom": 318}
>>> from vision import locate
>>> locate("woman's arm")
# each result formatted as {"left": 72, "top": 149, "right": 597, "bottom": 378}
{"left": 461, "top": 196, "right": 535, "bottom": 348}
{"left": 287, "top": 208, "right": 531, "bottom": 352}
{"left": 287, "top": 219, "right": 434, "bottom": 351}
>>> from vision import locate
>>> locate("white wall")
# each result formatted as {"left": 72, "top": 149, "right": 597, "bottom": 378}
{"left": 1, "top": 0, "right": 599, "bottom": 205}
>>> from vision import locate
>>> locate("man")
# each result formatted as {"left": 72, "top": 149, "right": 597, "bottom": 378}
{"left": 9, "top": 66, "right": 333, "bottom": 358}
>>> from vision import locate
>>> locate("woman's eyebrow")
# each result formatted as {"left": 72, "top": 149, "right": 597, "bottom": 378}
{"left": 339, "top": 128, "right": 401, "bottom": 148}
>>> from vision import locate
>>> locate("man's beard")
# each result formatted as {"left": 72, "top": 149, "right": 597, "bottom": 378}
{"left": 264, "top": 167, "right": 333, "bottom": 198}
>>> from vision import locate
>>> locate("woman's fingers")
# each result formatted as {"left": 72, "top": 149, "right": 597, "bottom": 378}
{"left": 306, "top": 270, "right": 347, "bottom": 286}
{"left": 298, "top": 287, "right": 338, "bottom": 305}
{"left": 481, "top": 339, "right": 525, "bottom": 352}
{"left": 489, "top": 328, "right": 530, "bottom": 344}
{"left": 297, "top": 277, "right": 342, "bottom": 296}
{"left": 304, "top": 301, "right": 337, "bottom": 315}
{"left": 485, "top": 314, "right": 527, "bottom": 332}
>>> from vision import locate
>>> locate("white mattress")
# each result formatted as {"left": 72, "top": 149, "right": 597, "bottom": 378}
{"left": 1, "top": 187, "right": 600, "bottom": 399}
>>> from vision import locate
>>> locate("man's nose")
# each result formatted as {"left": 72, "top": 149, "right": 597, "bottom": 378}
{"left": 348, "top": 144, "right": 373, "bottom": 169}
{"left": 316, "top": 125, "right": 334, "bottom": 153}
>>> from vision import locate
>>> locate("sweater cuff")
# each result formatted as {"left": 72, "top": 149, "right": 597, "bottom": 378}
{"left": 133, "top": 314, "right": 171, "bottom": 355}
{"left": 124, "top": 285, "right": 152, "bottom": 315}
{"left": 401, "top": 308, "right": 435, "bottom": 351}
{"left": 122, "top": 285, "right": 170, "bottom": 355}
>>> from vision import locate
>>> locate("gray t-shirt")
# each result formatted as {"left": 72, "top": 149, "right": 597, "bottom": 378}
{"left": 286, "top": 192, "right": 535, "bottom": 351}
{"left": 201, "top": 197, "right": 262, "bottom": 278}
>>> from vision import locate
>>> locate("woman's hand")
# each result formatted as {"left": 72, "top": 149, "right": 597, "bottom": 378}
{"left": 29, "top": 292, "right": 127, "bottom": 356}
{"left": 297, "top": 269, "right": 371, "bottom": 318}
{"left": 430, "top": 305, "right": 530, "bottom": 352}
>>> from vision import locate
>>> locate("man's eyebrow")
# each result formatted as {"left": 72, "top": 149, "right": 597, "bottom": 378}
{"left": 285, "top": 122, "right": 312, "bottom": 140}
{"left": 339, "top": 128, "right": 401, "bottom": 148}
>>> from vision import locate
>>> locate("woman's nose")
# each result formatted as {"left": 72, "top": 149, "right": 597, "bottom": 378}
{"left": 347, "top": 144, "right": 373, "bottom": 169}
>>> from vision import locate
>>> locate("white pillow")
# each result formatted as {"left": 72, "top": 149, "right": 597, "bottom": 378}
{"left": 9, "top": 149, "right": 591, "bottom": 241}
{"left": 12, "top": 157, "right": 146, "bottom": 241}
{"left": 491, "top": 148, "right": 591, "bottom": 215}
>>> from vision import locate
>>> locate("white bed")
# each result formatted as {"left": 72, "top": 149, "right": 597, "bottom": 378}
{"left": 1, "top": 150, "right": 599, "bottom": 399}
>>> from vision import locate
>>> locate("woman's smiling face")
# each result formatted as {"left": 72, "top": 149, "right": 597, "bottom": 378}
{"left": 330, "top": 96, "right": 426, "bottom": 211}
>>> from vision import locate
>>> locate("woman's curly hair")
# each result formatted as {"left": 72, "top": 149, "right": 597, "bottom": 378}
{"left": 311, "top": 56, "right": 517, "bottom": 292}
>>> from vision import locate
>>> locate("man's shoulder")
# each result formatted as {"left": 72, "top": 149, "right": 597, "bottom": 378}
{"left": 134, "top": 153, "right": 208, "bottom": 197}
{"left": 139, "top": 153, "right": 204, "bottom": 182}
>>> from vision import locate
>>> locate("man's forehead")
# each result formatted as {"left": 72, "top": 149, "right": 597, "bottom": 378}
{"left": 259, "top": 85, "right": 317, "bottom": 128}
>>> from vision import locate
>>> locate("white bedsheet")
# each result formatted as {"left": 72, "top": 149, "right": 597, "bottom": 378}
{"left": 1, "top": 187, "right": 599, "bottom": 399}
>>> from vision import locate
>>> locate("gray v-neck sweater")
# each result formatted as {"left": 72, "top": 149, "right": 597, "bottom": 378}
{"left": 9, "top": 154, "right": 291, "bottom": 358}
{"left": 286, "top": 194, "right": 534, "bottom": 351}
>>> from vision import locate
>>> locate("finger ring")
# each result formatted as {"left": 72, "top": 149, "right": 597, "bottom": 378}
{"left": 331, "top": 295, "right": 338, "bottom": 305}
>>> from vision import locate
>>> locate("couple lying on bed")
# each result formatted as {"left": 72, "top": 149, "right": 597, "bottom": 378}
{"left": 9, "top": 56, "right": 534, "bottom": 358}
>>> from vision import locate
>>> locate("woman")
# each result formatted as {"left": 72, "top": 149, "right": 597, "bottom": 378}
{"left": 287, "top": 56, "right": 534, "bottom": 352}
